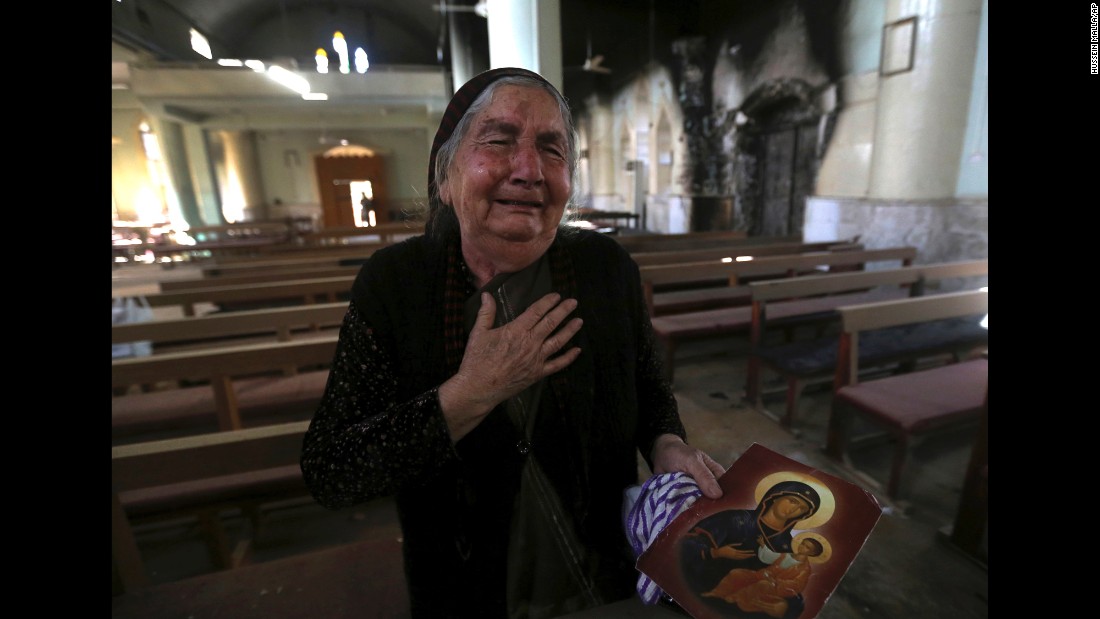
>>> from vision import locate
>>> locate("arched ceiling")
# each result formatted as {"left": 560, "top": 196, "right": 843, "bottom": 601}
{"left": 112, "top": 0, "right": 704, "bottom": 125}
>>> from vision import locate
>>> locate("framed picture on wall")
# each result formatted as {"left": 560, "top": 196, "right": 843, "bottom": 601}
{"left": 880, "top": 16, "right": 917, "bottom": 77}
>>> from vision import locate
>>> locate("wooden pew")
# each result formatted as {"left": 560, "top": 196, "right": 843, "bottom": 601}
{"left": 613, "top": 229, "right": 751, "bottom": 253}
{"left": 113, "top": 422, "right": 311, "bottom": 591}
{"left": 823, "top": 289, "right": 989, "bottom": 500}
{"left": 300, "top": 221, "right": 425, "bottom": 245}
{"left": 112, "top": 335, "right": 337, "bottom": 445}
{"left": 113, "top": 536, "right": 409, "bottom": 619}
{"left": 207, "top": 241, "right": 390, "bottom": 267}
{"left": 629, "top": 240, "right": 861, "bottom": 267}
{"left": 113, "top": 423, "right": 411, "bottom": 618}
{"left": 744, "top": 259, "right": 989, "bottom": 428}
{"left": 646, "top": 247, "right": 919, "bottom": 383}
{"left": 160, "top": 266, "right": 360, "bottom": 292}
{"left": 639, "top": 242, "right": 867, "bottom": 316}
{"left": 641, "top": 246, "right": 917, "bottom": 318}
{"left": 200, "top": 253, "right": 374, "bottom": 277}
{"left": 125, "top": 222, "right": 298, "bottom": 263}
{"left": 940, "top": 376, "right": 988, "bottom": 565}
{"left": 133, "top": 275, "right": 356, "bottom": 317}
{"left": 187, "top": 222, "right": 293, "bottom": 243}
{"left": 112, "top": 301, "right": 348, "bottom": 355}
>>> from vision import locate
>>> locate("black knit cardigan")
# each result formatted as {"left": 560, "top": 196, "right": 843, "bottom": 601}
{"left": 300, "top": 228, "right": 687, "bottom": 618}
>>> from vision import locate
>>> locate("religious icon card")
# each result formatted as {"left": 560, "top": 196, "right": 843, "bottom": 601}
{"left": 636, "top": 443, "right": 883, "bottom": 619}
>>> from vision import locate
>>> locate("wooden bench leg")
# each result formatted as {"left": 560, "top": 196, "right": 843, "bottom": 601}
{"left": 744, "top": 356, "right": 761, "bottom": 406}
{"left": 197, "top": 510, "right": 234, "bottom": 570}
{"left": 824, "top": 400, "right": 852, "bottom": 461}
{"left": 212, "top": 376, "right": 243, "bottom": 431}
{"left": 783, "top": 377, "right": 805, "bottom": 430}
{"left": 113, "top": 492, "right": 148, "bottom": 593}
{"left": 887, "top": 434, "right": 914, "bottom": 500}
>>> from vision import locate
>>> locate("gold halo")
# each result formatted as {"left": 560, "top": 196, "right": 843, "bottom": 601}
{"left": 792, "top": 532, "right": 833, "bottom": 564}
{"left": 754, "top": 471, "right": 835, "bottom": 530}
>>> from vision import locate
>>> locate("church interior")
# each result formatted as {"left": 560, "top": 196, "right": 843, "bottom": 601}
{"left": 111, "top": 1, "right": 989, "bottom": 617}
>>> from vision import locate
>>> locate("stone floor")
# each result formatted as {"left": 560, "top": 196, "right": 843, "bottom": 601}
{"left": 114, "top": 261, "right": 988, "bottom": 618}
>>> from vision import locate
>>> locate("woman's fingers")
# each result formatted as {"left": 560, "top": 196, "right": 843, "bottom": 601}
{"left": 515, "top": 293, "right": 577, "bottom": 334}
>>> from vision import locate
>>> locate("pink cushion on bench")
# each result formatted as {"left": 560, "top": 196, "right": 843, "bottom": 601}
{"left": 834, "top": 358, "right": 987, "bottom": 434}
{"left": 650, "top": 306, "right": 754, "bottom": 339}
{"left": 112, "top": 370, "right": 329, "bottom": 440}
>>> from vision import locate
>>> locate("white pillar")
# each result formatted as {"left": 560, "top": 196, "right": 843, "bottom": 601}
{"left": 868, "top": 0, "right": 983, "bottom": 199}
{"left": 486, "top": 0, "right": 562, "bottom": 91}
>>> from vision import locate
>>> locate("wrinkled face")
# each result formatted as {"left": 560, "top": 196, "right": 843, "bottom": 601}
{"left": 439, "top": 84, "right": 571, "bottom": 257}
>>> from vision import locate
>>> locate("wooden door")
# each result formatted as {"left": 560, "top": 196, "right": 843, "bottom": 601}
{"left": 758, "top": 121, "right": 817, "bottom": 237}
{"left": 313, "top": 154, "right": 389, "bottom": 228}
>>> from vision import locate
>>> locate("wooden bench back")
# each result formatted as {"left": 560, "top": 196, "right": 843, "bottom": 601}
{"left": 630, "top": 240, "right": 862, "bottom": 267}
{"left": 112, "top": 334, "right": 338, "bottom": 389}
{"left": 112, "top": 421, "right": 310, "bottom": 593}
{"left": 209, "top": 241, "right": 389, "bottom": 265}
{"left": 112, "top": 335, "right": 338, "bottom": 430}
{"left": 133, "top": 275, "right": 356, "bottom": 316}
{"left": 187, "top": 222, "right": 292, "bottom": 242}
{"left": 112, "top": 302, "right": 348, "bottom": 349}
{"left": 201, "top": 255, "right": 369, "bottom": 277}
{"left": 834, "top": 289, "right": 988, "bottom": 387}
{"left": 639, "top": 246, "right": 918, "bottom": 313}
{"left": 641, "top": 246, "right": 918, "bottom": 287}
{"left": 614, "top": 230, "right": 755, "bottom": 253}
{"left": 748, "top": 259, "right": 988, "bottom": 302}
{"left": 301, "top": 221, "right": 425, "bottom": 245}
{"left": 160, "top": 266, "right": 360, "bottom": 291}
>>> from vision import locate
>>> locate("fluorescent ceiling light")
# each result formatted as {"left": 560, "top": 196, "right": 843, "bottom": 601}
{"left": 266, "top": 65, "right": 311, "bottom": 95}
{"left": 302, "top": 93, "right": 329, "bottom": 100}
{"left": 189, "top": 28, "right": 212, "bottom": 60}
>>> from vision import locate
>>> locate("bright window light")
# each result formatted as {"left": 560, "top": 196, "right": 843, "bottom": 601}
{"left": 266, "top": 65, "right": 311, "bottom": 95}
{"left": 217, "top": 59, "right": 244, "bottom": 67}
{"left": 244, "top": 60, "right": 265, "bottom": 72}
{"left": 332, "top": 31, "right": 350, "bottom": 74}
{"left": 189, "top": 28, "right": 212, "bottom": 60}
{"left": 332, "top": 31, "right": 348, "bottom": 54}
{"left": 354, "top": 47, "right": 369, "bottom": 73}
{"left": 315, "top": 48, "right": 329, "bottom": 74}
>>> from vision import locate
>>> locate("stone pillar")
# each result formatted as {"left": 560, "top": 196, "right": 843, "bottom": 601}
{"left": 218, "top": 130, "right": 268, "bottom": 223}
{"left": 149, "top": 117, "right": 202, "bottom": 228}
{"left": 486, "top": 0, "right": 562, "bottom": 91}
{"left": 585, "top": 96, "right": 617, "bottom": 211}
{"left": 868, "top": 0, "right": 983, "bottom": 199}
{"left": 181, "top": 124, "right": 223, "bottom": 225}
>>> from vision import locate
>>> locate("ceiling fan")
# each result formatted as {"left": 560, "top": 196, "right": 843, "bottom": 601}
{"left": 567, "top": 30, "right": 612, "bottom": 75}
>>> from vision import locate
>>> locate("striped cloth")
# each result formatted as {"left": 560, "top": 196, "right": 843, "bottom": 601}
{"left": 623, "top": 472, "right": 703, "bottom": 604}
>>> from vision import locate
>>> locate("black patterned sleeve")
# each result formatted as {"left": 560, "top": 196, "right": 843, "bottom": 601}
{"left": 300, "top": 302, "right": 458, "bottom": 510}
